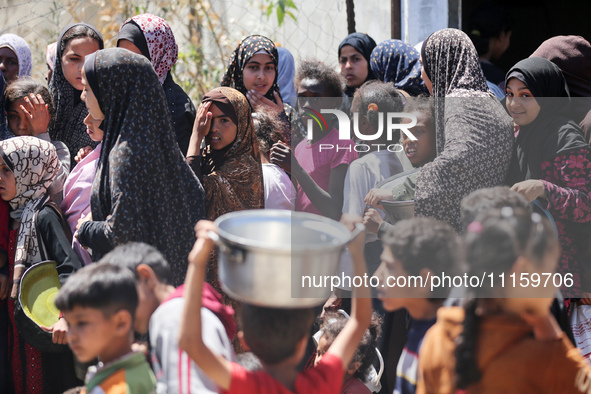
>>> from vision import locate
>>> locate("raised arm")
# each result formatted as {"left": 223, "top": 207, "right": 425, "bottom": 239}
{"left": 325, "top": 215, "right": 372, "bottom": 369}
{"left": 271, "top": 141, "right": 349, "bottom": 220}
{"left": 178, "top": 220, "right": 233, "bottom": 390}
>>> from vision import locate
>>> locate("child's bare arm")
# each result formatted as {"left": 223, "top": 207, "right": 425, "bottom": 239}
{"left": 178, "top": 220, "right": 233, "bottom": 390}
{"left": 326, "top": 214, "right": 372, "bottom": 369}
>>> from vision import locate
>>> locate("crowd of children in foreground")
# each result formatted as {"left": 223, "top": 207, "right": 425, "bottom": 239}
{"left": 50, "top": 192, "right": 591, "bottom": 394}
{"left": 0, "top": 2, "right": 591, "bottom": 393}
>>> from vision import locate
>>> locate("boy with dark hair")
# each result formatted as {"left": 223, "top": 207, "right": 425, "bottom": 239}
{"left": 460, "top": 185, "right": 529, "bottom": 230}
{"left": 363, "top": 96, "right": 437, "bottom": 237}
{"left": 374, "top": 217, "right": 461, "bottom": 394}
{"left": 270, "top": 59, "right": 356, "bottom": 221}
{"left": 179, "top": 218, "right": 371, "bottom": 393}
{"left": 55, "top": 262, "right": 156, "bottom": 394}
{"left": 104, "top": 242, "right": 235, "bottom": 394}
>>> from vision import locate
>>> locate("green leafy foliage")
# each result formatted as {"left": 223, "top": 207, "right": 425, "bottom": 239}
{"left": 264, "top": 0, "right": 297, "bottom": 26}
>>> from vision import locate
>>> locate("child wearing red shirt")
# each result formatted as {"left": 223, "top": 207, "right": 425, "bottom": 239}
{"left": 179, "top": 217, "right": 372, "bottom": 393}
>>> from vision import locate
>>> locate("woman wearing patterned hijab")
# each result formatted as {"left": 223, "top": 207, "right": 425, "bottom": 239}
{"left": 118, "top": 14, "right": 196, "bottom": 156}
{"left": 187, "top": 86, "right": 264, "bottom": 294}
{"left": 187, "top": 86, "right": 264, "bottom": 221}
{"left": 416, "top": 28, "right": 513, "bottom": 232}
{"left": 222, "top": 35, "right": 282, "bottom": 104}
{"left": 1, "top": 136, "right": 82, "bottom": 393}
{"left": 48, "top": 23, "right": 103, "bottom": 166}
{"left": 370, "top": 39, "right": 429, "bottom": 97}
{"left": 0, "top": 34, "right": 32, "bottom": 83}
{"left": 76, "top": 48, "right": 205, "bottom": 286}
{"left": 221, "top": 35, "right": 295, "bottom": 143}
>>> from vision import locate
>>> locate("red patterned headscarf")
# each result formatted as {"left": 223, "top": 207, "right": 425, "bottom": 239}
{"left": 119, "top": 14, "right": 178, "bottom": 85}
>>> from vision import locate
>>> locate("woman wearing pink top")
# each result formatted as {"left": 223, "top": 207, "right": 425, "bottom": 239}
{"left": 60, "top": 113, "right": 103, "bottom": 265}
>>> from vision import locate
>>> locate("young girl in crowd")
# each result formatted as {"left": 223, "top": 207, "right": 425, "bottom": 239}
{"left": 417, "top": 207, "right": 591, "bottom": 393}
{"left": 270, "top": 59, "right": 357, "bottom": 220}
{"left": 220, "top": 35, "right": 298, "bottom": 143}
{"left": 222, "top": 35, "right": 283, "bottom": 112}
{"left": 369, "top": 40, "right": 429, "bottom": 97}
{"left": 0, "top": 34, "right": 32, "bottom": 84}
{"left": 339, "top": 33, "right": 377, "bottom": 99}
{"left": 363, "top": 97, "right": 436, "bottom": 235}
{"left": 4, "top": 78, "right": 70, "bottom": 204}
{"left": 187, "top": 86, "right": 264, "bottom": 219}
{"left": 117, "top": 14, "right": 196, "bottom": 156}
{"left": 186, "top": 86, "right": 264, "bottom": 293}
{"left": 315, "top": 311, "right": 381, "bottom": 394}
{"left": 1, "top": 136, "right": 82, "bottom": 393}
{"left": 75, "top": 48, "right": 205, "bottom": 286}
{"left": 254, "top": 107, "right": 294, "bottom": 210}
{"left": 48, "top": 23, "right": 103, "bottom": 165}
{"left": 505, "top": 56, "right": 591, "bottom": 297}
{"left": 60, "top": 113, "right": 102, "bottom": 266}
{"left": 341, "top": 81, "right": 404, "bottom": 273}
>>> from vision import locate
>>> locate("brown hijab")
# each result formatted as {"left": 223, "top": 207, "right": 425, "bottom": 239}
{"left": 200, "top": 87, "right": 264, "bottom": 221}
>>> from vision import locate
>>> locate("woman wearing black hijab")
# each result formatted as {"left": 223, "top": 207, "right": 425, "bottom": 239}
{"left": 48, "top": 23, "right": 103, "bottom": 165}
{"left": 77, "top": 48, "right": 205, "bottom": 286}
{"left": 338, "top": 32, "right": 377, "bottom": 98}
{"left": 505, "top": 56, "right": 591, "bottom": 297}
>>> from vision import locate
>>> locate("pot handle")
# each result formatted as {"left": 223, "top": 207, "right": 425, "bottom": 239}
{"left": 347, "top": 222, "right": 366, "bottom": 244}
{"left": 207, "top": 231, "right": 246, "bottom": 264}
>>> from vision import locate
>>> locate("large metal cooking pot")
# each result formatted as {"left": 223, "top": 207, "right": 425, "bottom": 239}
{"left": 381, "top": 200, "right": 415, "bottom": 223}
{"left": 212, "top": 210, "right": 364, "bottom": 308}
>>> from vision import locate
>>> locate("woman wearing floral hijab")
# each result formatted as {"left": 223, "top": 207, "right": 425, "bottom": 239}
{"left": 417, "top": 28, "right": 513, "bottom": 232}
{"left": 77, "top": 48, "right": 205, "bottom": 286}
{"left": 48, "top": 23, "right": 103, "bottom": 165}
{"left": 370, "top": 39, "right": 429, "bottom": 97}
{"left": 0, "top": 34, "right": 32, "bottom": 83}
{"left": 1, "top": 136, "right": 82, "bottom": 393}
{"left": 118, "top": 14, "right": 196, "bottom": 155}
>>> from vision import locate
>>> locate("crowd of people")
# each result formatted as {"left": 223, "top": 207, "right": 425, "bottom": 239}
{"left": 0, "top": 4, "right": 590, "bottom": 393}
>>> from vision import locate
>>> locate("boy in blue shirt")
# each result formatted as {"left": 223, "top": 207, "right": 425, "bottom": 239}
{"left": 374, "top": 217, "right": 461, "bottom": 394}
